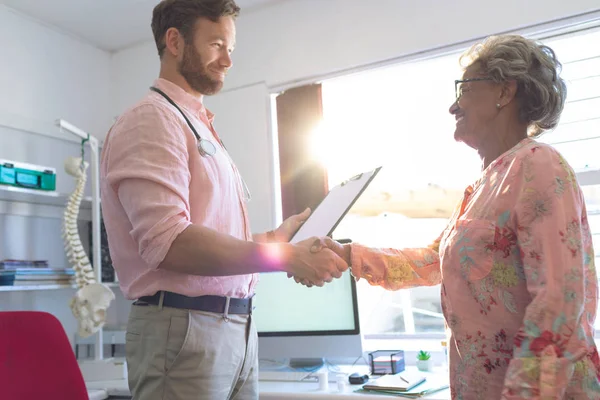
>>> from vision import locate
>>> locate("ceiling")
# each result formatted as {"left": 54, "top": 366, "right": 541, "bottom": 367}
{"left": 0, "top": 0, "right": 284, "bottom": 52}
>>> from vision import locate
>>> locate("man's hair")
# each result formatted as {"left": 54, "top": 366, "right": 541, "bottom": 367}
{"left": 151, "top": 0, "right": 240, "bottom": 58}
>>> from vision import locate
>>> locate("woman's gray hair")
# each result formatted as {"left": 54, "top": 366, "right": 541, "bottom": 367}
{"left": 460, "top": 34, "right": 567, "bottom": 137}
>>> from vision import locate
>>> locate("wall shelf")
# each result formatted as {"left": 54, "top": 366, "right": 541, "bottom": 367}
{"left": 0, "top": 184, "right": 92, "bottom": 207}
{"left": 0, "top": 184, "right": 92, "bottom": 220}
{"left": 2, "top": 119, "right": 107, "bottom": 361}
{"left": 0, "top": 282, "right": 119, "bottom": 292}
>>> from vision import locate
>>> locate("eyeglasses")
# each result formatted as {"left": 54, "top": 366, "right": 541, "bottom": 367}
{"left": 454, "top": 77, "right": 494, "bottom": 101}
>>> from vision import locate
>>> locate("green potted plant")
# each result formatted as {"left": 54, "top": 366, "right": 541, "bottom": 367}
{"left": 416, "top": 350, "right": 432, "bottom": 371}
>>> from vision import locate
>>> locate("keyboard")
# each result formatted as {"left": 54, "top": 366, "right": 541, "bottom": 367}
{"left": 258, "top": 369, "right": 318, "bottom": 382}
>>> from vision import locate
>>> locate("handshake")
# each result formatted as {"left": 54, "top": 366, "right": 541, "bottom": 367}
{"left": 269, "top": 208, "right": 351, "bottom": 287}
{"left": 284, "top": 236, "right": 352, "bottom": 288}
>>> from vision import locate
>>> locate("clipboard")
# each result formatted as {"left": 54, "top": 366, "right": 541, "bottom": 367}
{"left": 290, "top": 166, "right": 382, "bottom": 243}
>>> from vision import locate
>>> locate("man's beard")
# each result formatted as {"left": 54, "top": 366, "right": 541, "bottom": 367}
{"left": 178, "top": 44, "right": 224, "bottom": 95}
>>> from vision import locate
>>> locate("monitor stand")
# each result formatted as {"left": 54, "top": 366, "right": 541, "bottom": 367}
{"left": 288, "top": 357, "right": 325, "bottom": 369}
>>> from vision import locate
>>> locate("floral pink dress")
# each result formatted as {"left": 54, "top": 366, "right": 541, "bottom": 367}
{"left": 350, "top": 138, "right": 600, "bottom": 399}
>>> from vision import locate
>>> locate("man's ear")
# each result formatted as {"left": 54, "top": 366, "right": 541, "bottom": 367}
{"left": 164, "top": 27, "right": 184, "bottom": 59}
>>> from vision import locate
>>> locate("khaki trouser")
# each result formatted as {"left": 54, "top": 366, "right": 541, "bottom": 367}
{"left": 125, "top": 301, "right": 258, "bottom": 400}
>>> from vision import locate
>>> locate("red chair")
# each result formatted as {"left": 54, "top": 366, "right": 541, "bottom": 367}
{"left": 0, "top": 311, "right": 89, "bottom": 400}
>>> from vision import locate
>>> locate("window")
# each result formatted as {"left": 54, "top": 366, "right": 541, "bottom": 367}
{"left": 540, "top": 27, "right": 600, "bottom": 332}
{"left": 315, "top": 25, "right": 600, "bottom": 338}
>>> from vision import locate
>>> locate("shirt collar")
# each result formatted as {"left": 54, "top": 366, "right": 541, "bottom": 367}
{"left": 152, "top": 78, "right": 215, "bottom": 124}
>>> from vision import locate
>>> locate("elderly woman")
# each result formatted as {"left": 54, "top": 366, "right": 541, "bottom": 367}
{"left": 318, "top": 35, "right": 600, "bottom": 399}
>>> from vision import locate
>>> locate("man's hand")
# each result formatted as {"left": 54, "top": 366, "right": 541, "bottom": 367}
{"left": 310, "top": 237, "right": 351, "bottom": 264}
{"left": 283, "top": 236, "right": 348, "bottom": 287}
{"left": 273, "top": 208, "right": 311, "bottom": 242}
{"left": 286, "top": 237, "right": 351, "bottom": 287}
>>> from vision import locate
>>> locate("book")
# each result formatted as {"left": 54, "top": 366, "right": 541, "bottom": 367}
{"left": 363, "top": 371, "right": 427, "bottom": 392}
{"left": 357, "top": 384, "right": 450, "bottom": 399}
{"left": 0, "top": 259, "right": 48, "bottom": 269}
{"left": 12, "top": 279, "right": 73, "bottom": 285}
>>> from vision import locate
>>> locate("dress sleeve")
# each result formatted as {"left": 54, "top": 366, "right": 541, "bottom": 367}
{"left": 501, "top": 146, "right": 598, "bottom": 399}
{"left": 349, "top": 233, "right": 443, "bottom": 290}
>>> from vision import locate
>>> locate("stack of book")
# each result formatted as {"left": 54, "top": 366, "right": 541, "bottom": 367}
{"left": 0, "top": 260, "right": 75, "bottom": 286}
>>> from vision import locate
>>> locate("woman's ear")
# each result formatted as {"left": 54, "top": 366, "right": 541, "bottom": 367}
{"left": 499, "top": 79, "right": 518, "bottom": 107}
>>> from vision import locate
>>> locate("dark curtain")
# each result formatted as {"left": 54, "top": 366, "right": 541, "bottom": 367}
{"left": 276, "top": 84, "right": 328, "bottom": 220}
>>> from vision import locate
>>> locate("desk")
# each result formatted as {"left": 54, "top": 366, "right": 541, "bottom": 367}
{"left": 259, "top": 380, "right": 450, "bottom": 399}
{"left": 87, "top": 381, "right": 450, "bottom": 400}
{"left": 86, "top": 371, "right": 450, "bottom": 399}
{"left": 258, "top": 367, "right": 449, "bottom": 399}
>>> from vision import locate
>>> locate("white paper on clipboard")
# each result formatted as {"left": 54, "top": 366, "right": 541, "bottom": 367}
{"left": 290, "top": 166, "right": 382, "bottom": 244}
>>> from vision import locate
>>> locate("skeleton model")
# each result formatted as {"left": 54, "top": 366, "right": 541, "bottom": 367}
{"left": 63, "top": 156, "right": 115, "bottom": 338}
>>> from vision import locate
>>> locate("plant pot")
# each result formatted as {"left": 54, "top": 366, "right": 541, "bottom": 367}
{"left": 416, "top": 359, "right": 433, "bottom": 372}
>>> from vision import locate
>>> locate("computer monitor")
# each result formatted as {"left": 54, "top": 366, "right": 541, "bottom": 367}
{"left": 253, "top": 267, "right": 362, "bottom": 369}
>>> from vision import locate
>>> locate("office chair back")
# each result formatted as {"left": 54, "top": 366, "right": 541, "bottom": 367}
{"left": 0, "top": 311, "right": 89, "bottom": 400}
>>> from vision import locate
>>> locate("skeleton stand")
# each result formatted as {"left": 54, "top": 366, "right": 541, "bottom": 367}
{"left": 57, "top": 120, "right": 113, "bottom": 361}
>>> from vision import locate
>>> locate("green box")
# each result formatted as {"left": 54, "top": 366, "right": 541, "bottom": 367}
{"left": 0, "top": 160, "right": 56, "bottom": 191}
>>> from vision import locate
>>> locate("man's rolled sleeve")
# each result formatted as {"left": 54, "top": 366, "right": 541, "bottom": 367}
{"left": 105, "top": 103, "right": 192, "bottom": 269}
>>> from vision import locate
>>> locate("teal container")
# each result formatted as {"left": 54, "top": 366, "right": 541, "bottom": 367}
{"left": 0, "top": 160, "right": 56, "bottom": 191}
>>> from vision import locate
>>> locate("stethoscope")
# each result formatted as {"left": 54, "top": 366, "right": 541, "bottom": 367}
{"left": 150, "top": 86, "right": 252, "bottom": 202}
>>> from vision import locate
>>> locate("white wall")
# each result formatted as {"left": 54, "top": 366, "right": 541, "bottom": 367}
{"left": 203, "top": 84, "right": 275, "bottom": 233}
{"left": 226, "top": 0, "right": 600, "bottom": 89}
{"left": 0, "top": 5, "right": 121, "bottom": 348}
{"left": 0, "top": 5, "right": 112, "bottom": 138}
{"left": 111, "top": 0, "right": 600, "bottom": 108}
{"left": 109, "top": 0, "right": 600, "bottom": 231}
{"left": 110, "top": 42, "right": 160, "bottom": 125}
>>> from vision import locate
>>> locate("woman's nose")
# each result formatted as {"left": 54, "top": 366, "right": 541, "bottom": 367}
{"left": 449, "top": 99, "right": 460, "bottom": 114}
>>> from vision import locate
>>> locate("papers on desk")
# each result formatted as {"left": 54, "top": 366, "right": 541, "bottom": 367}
{"left": 364, "top": 371, "right": 426, "bottom": 391}
{"left": 359, "top": 371, "right": 449, "bottom": 398}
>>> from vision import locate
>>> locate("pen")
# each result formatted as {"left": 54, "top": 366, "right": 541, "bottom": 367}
{"left": 399, "top": 375, "right": 409, "bottom": 384}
